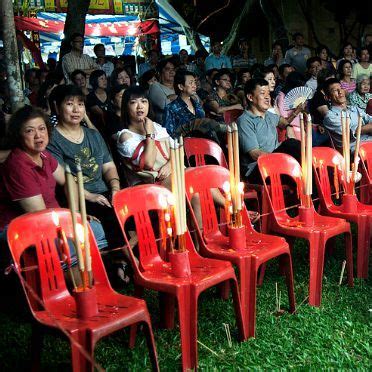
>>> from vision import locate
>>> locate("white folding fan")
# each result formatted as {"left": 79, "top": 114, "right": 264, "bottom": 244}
{"left": 283, "top": 86, "right": 314, "bottom": 111}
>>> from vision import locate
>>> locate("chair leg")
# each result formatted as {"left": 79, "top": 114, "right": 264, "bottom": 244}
{"left": 230, "top": 271, "right": 248, "bottom": 341}
{"left": 129, "top": 284, "right": 145, "bottom": 348}
{"left": 357, "top": 217, "right": 370, "bottom": 279}
{"left": 142, "top": 319, "right": 160, "bottom": 372}
{"left": 159, "top": 293, "right": 175, "bottom": 329}
{"left": 177, "top": 286, "right": 195, "bottom": 372}
{"left": 344, "top": 231, "right": 354, "bottom": 286}
{"left": 279, "top": 253, "right": 296, "bottom": 313}
{"left": 257, "top": 263, "right": 266, "bottom": 287}
{"left": 70, "top": 329, "right": 94, "bottom": 372}
{"left": 308, "top": 233, "right": 326, "bottom": 307}
{"left": 218, "top": 281, "right": 231, "bottom": 300}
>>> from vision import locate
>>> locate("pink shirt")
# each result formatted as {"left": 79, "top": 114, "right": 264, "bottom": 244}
{"left": 340, "top": 80, "right": 356, "bottom": 94}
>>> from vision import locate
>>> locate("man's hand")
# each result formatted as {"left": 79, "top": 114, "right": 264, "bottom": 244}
{"left": 86, "top": 192, "right": 112, "bottom": 208}
{"left": 157, "top": 162, "right": 171, "bottom": 181}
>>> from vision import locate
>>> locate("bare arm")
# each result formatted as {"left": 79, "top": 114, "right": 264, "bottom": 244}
{"left": 18, "top": 195, "right": 46, "bottom": 212}
{"left": 0, "top": 150, "right": 10, "bottom": 163}
{"left": 361, "top": 123, "right": 372, "bottom": 135}
{"left": 248, "top": 148, "right": 268, "bottom": 161}
{"left": 207, "top": 100, "right": 243, "bottom": 115}
{"left": 102, "top": 161, "right": 120, "bottom": 196}
{"left": 316, "top": 105, "right": 329, "bottom": 118}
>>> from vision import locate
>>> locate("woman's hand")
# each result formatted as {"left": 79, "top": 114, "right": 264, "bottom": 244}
{"left": 234, "top": 104, "right": 244, "bottom": 110}
{"left": 87, "top": 214, "right": 101, "bottom": 223}
{"left": 157, "top": 162, "right": 171, "bottom": 181}
{"left": 142, "top": 117, "right": 155, "bottom": 135}
{"left": 86, "top": 192, "right": 112, "bottom": 208}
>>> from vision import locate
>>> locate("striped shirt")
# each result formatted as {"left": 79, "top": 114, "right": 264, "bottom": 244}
{"left": 62, "top": 51, "right": 99, "bottom": 83}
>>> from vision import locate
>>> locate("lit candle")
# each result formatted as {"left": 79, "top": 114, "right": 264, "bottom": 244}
{"left": 223, "top": 181, "right": 231, "bottom": 226}
{"left": 76, "top": 223, "right": 89, "bottom": 288}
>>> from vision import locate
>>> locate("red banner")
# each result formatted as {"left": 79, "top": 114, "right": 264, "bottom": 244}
{"left": 14, "top": 16, "right": 159, "bottom": 37}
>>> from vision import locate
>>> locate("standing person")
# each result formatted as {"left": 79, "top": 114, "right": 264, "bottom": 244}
{"left": 264, "top": 41, "right": 285, "bottom": 67}
{"left": 323, "top": 78, "right": 372, "bottom": 152}
{"left": 148, "top": 59, "right": 177, "bottom": 124}
{"left": 163, "top": 70, "right": 205, "bottom": 138}
{"left": 338, "top": 60, "right": 356, "bottom": 96}
{"left": 94, "top": 43, "right": 114, "bottom": 78}
{"left": 47, "top": 85, "right": 122, "bottom": 248}
{"left": 232, "top": 37, "right": 257, "bottom": 70}
{"left": 237, "top": 78, "right": 300, "bottom": 182}
{"left": 205, "top": 41, "right": 232, "bottom": 71}
{"left": 61, "top": 33, "right": 99, "bottom": 83}
{"left": 284, "top": 32, "right": 311, "bottom": 75}
{"left": 352, "top": 47, "right": 372, "bottom": 81}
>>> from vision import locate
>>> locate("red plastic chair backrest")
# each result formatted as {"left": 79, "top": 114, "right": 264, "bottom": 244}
{"left": 312, "top": 147, "right": 345, "bottom": 208}
{"left": 359, "top": 142, "right": 372, "bottom": 183}
{"left": 7, "top": 208, "right": 111, "bottom": 313}
{"left": 257, "top": 153, "right": 303, "bottom": 219}
{"left": 113, "top": 184, "right": 196, "bottom": 270}
{"left": 185, "top": 165, "right": 253, "bottom": 236}
{"left": 183, "top": 137, "right": 228, "bottom": 168}
{"left": 223, "top": 109, "right": 244, "bottom": 125}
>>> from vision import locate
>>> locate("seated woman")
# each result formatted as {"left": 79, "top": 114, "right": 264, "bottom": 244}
{"left": 0, "top": 105, "right": 107, "bottom": 272}
{"left": 86, "top": 70, "right": 109, "bottom": 134}
{"left": 338, "top": 59, "right": 356, "bottom": 96}
{"left": 47, "top": 85, "right": 123, "bottom": 250}
{"left": 204, "top": 70, "right": 244, "bottom": 122}
{"left": 234, "top": 68, "right": 251, "bottom": 106}
{"left": 116, "top": 86, "right": 172, "bottom": 187}
{"left": 348, "top": 74, "right": 372, "bottom": 111}
{"left": 110, "top": 67, "right": 132, "bottom": 89}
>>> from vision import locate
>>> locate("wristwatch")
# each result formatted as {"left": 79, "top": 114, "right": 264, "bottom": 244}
{"left": 145, "top": 133, "right": 155, "bottom": 139}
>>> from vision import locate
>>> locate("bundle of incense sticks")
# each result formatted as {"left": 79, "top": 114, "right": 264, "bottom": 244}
{"left": 342, "top": 111, "right": 362, "bottom": 194}
{"left": 170, "top": 138, "right": 187, "bottom": 252}
{"left": 299, "top": 113, "right": 313, "bottom": 208}
{"left": 224, "top": 123, "right": 244, "bottom": 228}
{"left": 65, "top": 164, "right": 92, "bottom": 289}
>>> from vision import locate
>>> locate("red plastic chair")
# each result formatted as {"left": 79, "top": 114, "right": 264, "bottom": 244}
{"left": 183, "top": 137, "right": 260, "bottom": 215}
{"left": 313, "top": 147, "right": 372, "bottom": 278}
{"left": 112, "top": 185, "right": 245, "bottom": 371}
{"left": 223, "top": 109, "right": 244, "bottom": 124}
{"left": 358, "top": 142, "right": 372, "bottom": 204}
{"left": 7, "top": 209, "right": 159, "bottom": 372}
{"left": 185, "top": 165, "right": 296, "bottom": 338}
{"left": 257, "top": 153, "right": 354, "bottom": 306}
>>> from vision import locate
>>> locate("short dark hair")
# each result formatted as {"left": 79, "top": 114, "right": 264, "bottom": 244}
{"left": 356, "top": 46, "right": 369, "bottom": 59}
{"left": 306, "top": 56, "right": 321, "bottom": 69}
{"left": 244, "top": 78, "right": 269, "bottom": 98}
{"left": 110, "top": 67, "right": 131, "bottom": 88}
{"left": 93, "top": 43, "right": 105, "bottom": 53}
{"left": 139, "top": 69, "right": 157, "bottom": 90}
{"left": 237, "top": 68, "right": 251, "bottom": 83}
{"left": 278, "top": 63, "right": 292, "bottom": 76}
{"left": 316, "top": 68, "right": 335, "bottom": 89}
{"left": 121, "top": 86, "right": 153, "bottom": 127}
{"left": 6, "top": 105, "right": 51, "bottom": 149}
{"left": 323, "top": 78, "right": 341, "bottom": 96}
{"left": 89, "top": 69, "right": 106, "bottom": 90}
{"left": 174, "top": 69, "right": 196, "bottom": 95}
{"left": 109, "top": 84, "right": 127, "bottom": 102}
{"left": 156, "top": 58, "right": 175, "bottom": 74}
{"left": 55, "top": 84, "right": 85, "bottom": 110}
{"left": 70, "top": 32, "right": 84, "bottom": 42}
{"left": 315, "top": 45, "right": 329, "bottom": 56}
{"left": 212, "top": 70, "right": 231, "bottom": 87}
{"left": 292, "top": 32, "right": 304, "bottom": 40}
{"left": 206, "top": 68, "right": 219, "bottom": 78}
{"left": 70, "top": 69, "right": 86, "bottom": 82}
{"left": 252, "top": 66, "right": 274, "bottom": 79}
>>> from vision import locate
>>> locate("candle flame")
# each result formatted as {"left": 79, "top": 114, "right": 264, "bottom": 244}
{"left": 76, "top": 223, "right": 85, "bottom": 244}
{"left": 222, "top": 181, "right": 231, "bottom": 193}
{"left": 332, "top": 156, "right": 340, "bottom": 165}
{"left": 165, "top": 213, "right": 170, "bottom": 222}
{"left": 167, "top": 227, "right": 173, "bottom": 236}
{"left": 158, "top": 194, "right": 168, "bottom": 209}
{"left": 52, "top": 211, "right": 59, "bottom": 226}
{"left": 238, "top": 182, "right": 244, "bottom": 194}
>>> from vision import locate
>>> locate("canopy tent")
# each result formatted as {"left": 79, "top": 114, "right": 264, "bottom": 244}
{"left": 15, "top": 1, "right": 209, "bottom": 61}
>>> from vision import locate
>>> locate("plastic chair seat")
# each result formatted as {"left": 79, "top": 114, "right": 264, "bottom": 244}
{"left": 7, "top": 209, "right": 159, "bottom": 372}
{"left": 185, "top": 165, "right": 296, "bottom": 338}
{"left": 313, "top": 147, "right": 372, "bottom": 278}
{"left": 113, "top": 185, "right": 245, "bottom": 371}
{"left": 258, "top": 153, "right": 354, "bottom": 307}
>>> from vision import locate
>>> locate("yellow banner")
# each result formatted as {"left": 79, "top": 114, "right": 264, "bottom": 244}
{"left": 45, "top": 0, "right": 56, "bottom": 10}
{"left": 114, "top": 0, "right": 123, "bottom": 14}
{"left": 59, "top": 0, "right": 111, "bottom": 10}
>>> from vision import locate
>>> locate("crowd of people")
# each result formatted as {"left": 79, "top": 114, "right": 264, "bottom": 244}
{"left": 0, "top": 31, "right": 371, "bottom": 283}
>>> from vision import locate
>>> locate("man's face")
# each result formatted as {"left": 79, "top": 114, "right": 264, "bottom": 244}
{"left": 327, "top": 83, "right": 347, "bottom": 105}
{"left": 71, "top": 36, "right": 84, "bottom": 52}
{"left": 247, "top": 84, "right": 271, "bottom": 113}
{"left": 94, "top": 46, "right": 105, "bottom": 58}
{"left": 179, "top": 49, "right": 188, "bottom": 64}
{"left": 294, "top": 35, "right": 304, "bottom": 47}
{"left": 239, "top": 41, "right": 249, "bottom": 53}
{"left": 212, "top": 42, "right": 222, "bottom": 55}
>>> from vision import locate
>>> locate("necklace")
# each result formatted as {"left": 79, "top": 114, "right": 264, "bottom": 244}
{"left": 58, "top": 126, "right": 84, "bottom": 143}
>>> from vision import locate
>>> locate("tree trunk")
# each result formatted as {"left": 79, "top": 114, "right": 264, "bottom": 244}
{"left": 259, "top": 0, "right": 289, "bottom": 50}
{"left": 59, "top": 0, "right": 91, "bottom": 59}
{"left": 222, "top": 0, "right": 255, "bottom": 55}
{"left": 0, "top": 0, "right": 24, "bottom": 112}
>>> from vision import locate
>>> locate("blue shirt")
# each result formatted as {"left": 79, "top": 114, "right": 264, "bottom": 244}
{"left": 205, "top": 54, "right": 232, "bottom": 70}
{"left": 323, "top": 105, "right": 372, "bottom": 151}
{"left": 163, "top": 96, "right": 205, "bottom": 137}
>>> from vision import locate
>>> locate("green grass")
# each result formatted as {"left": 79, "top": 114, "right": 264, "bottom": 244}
{"left": 0, "top": 236, "right": 371, "bottom": 371}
